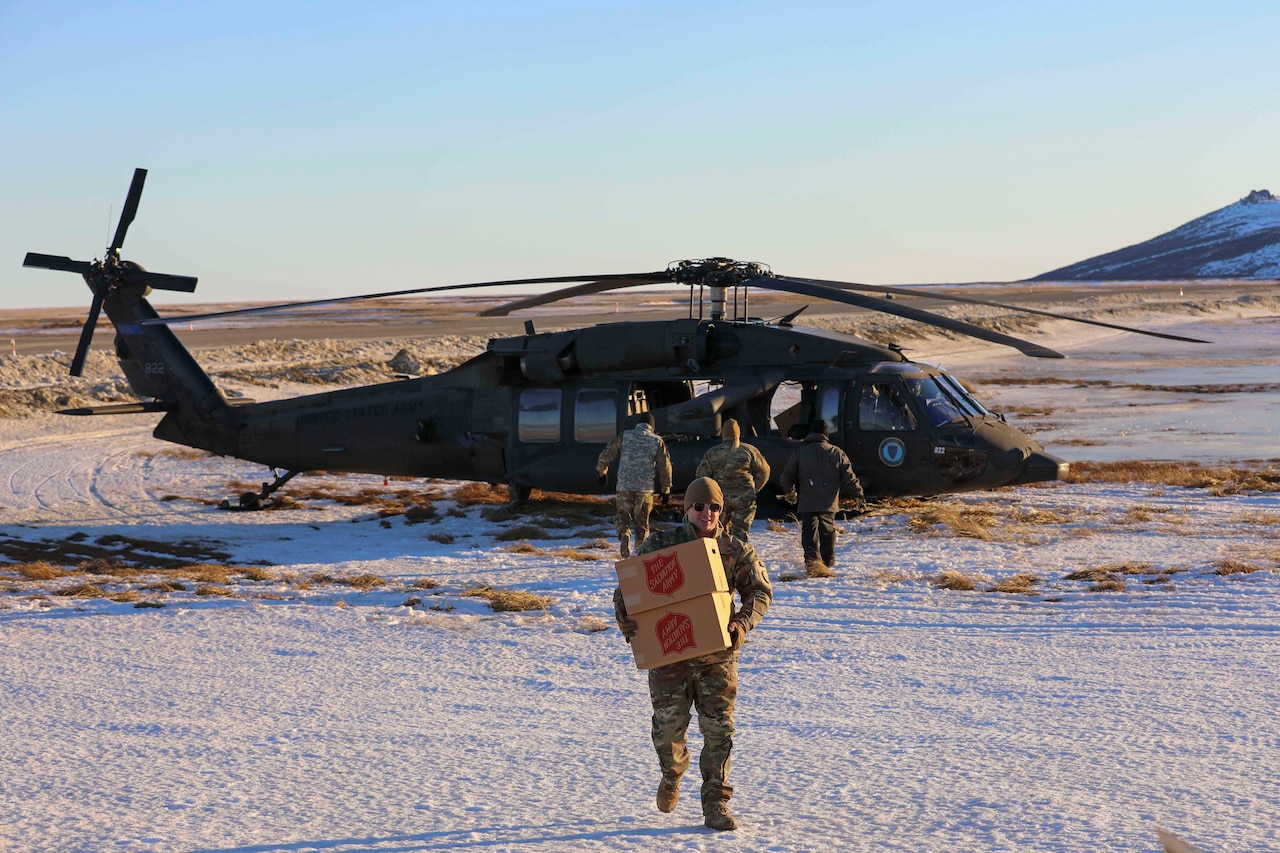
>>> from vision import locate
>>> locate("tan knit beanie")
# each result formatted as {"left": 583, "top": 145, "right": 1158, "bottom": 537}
{"left": 719, "top": 419, "right": 740, "bottom": 441}
{"left": 683, "top": 477, "right": 724, "bottom": 507}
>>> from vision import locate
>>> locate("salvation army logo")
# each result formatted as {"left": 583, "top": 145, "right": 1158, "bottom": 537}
{"left": 878, "top": 437, "right": 906, "bottom": 467}
{"left": 644, "top": 552, "right": 685, "bottom": 596}
{"left": 656, "top": 612, "right": 696, "bottom": 656}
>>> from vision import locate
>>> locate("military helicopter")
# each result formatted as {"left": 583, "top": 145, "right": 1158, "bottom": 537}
{"left": 23, "top": 169, "right": 1208, "bottom": 509}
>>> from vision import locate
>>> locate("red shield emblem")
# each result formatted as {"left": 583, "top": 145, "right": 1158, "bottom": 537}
{"left": 644, "top": 552, "right": 685, "bottom": 597}
{"left": 656, "top": 612, "right": 696, "bottom": 656}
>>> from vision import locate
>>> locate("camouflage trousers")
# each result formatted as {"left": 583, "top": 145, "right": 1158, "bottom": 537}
{"left": 648, "top": 653, "right": 738, "bottom": 808}
{"left": 615, "top": 490, "right": 654, "bottom": 558}
{"left": 721, "top": 491, "right": 758, "bottom": 542}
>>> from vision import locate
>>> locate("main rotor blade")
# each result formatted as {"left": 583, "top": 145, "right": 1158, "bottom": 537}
{"left": 23, "top": 252, "right": 93, "bottom": 274}
{"left": 784, "top": 276, "right": 1212, "bottom": 344}
{"left": 110, "top": 168, "right": 147, "bottom": 252}
{"left": 140, "top": 271, "right": 667, "bottom": 325}
{"left": 478, "top": 275, "right": 673, "bottom": 316}
{"left": 70, "top": 290, "right": 105, "bottom": 377}
{"left": 750, "top": 275, "right": 1066, "bottom": 358}
{"left": 122, "top": 268, "right": 199, "bottom": 293}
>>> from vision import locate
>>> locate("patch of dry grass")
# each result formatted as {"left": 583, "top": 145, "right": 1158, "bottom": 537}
{"left": 9, "top": 561, "right": 66, "bottom": 581}
{"left": 1066, "top": 562, "right": 1158, "bottom": 582}
{"left": 907, "top": 505, "right": 997, "bottom": 540}
{"left": 932, "top": 570, "right": 977, "bottom": 591}
{"left": 334, "top": 574, "right": 387, "bottom": 590}
{"left": 575, "top": 615, "right": 611, "bottom": 633}
{"left": 551, "top": 548, "right": 606, "bottom": 562}
{"left": 481, "top": 506, "right": 520, "bottom": 523}
{"left": 463, "top": 585, "right": 552, "bottom": 612}
{"left": 1005, "top": 507, "right": 1073, "bottom": 525}
{"left": 494, "top": 525, "right": 552, "bottom": 542}
{"left": 181, "top": 564, "right": 232, "bottom": 585}
{"left": 54, "top": 583, "right": 107, "bottom": 598}
{"left": 505, "top": 543, "right": 544, "bottom": 555}
{"left": 451, "top": 482, "right": 509, "bottom": 506}
{"left": 989, "top": 573, "right": 1041, "bottom": 594}
{"left": 240, "top": 567, "right": 276, "bottom": 582}
{"left": 1065, "top": 461, "right": 1280, "bottom": 493}
{"left": 1213, "top": 559, "right": 1268, "bottom": 576}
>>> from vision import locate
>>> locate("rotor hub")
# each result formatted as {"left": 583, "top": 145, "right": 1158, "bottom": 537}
{"left": 667, "top": 257, "right": 773, "bottom": 288}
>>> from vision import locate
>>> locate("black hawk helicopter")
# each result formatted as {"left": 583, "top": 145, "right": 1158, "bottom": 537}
{"left": 23, "top": 169, "right": 1207, "bottom": 509}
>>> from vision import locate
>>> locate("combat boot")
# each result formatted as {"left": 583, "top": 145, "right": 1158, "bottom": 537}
{"left": 805, "top": 558, "right": 834, "bottom": 579}
{"left": 655, "top": 774, "right": 681, "bottom": 813}
{"left": 703, "top": 801, "right": 738, "bottom": 831}
{"left": 619, "top": 539, "right": 631, "bottom": 559}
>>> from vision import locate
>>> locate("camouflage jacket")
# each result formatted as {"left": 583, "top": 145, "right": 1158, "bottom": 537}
{"left": 613, "top": 519, "right": 773, "bottom": 661}
{"left": 596, "top": 423, "right": 672, "bottom": 494}
{"left": 695, "top": 439, "right": 771, "bottom": 495}
{"left": 780, "top": 432, "right": 862, "bottom": 513}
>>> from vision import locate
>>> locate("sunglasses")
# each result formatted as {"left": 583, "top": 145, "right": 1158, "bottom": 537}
{"left": 690, "top": 502, "right": 722, "bottom": 513}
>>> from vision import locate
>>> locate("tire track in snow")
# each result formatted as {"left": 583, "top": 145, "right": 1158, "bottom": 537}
{"left": 0, "top": 424, "right": 187, "bottom": 523}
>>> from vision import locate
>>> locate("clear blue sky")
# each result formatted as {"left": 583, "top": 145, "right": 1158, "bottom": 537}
{"left": 3, "top": 0, "right": 1277, "bottom": 310}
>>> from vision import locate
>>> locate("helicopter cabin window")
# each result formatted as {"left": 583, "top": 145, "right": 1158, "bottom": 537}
{"left": 574, "top": 388, "right": 618, "bottom": 443}
{"left": 818, "top": 387, "right": 840, "bottom": 434}
{"left": 859, "top": 382, "right": 916, "bottom": 432}
{"left": 518, "top": 389, "right": 562, "bottom": 443}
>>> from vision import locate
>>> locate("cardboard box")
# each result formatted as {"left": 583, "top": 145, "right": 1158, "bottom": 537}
{"left": 629, "top": 591, "right": 734, "bottom": 670}
{"left": 615, "top": 537, "right": 728, "bottom": 614}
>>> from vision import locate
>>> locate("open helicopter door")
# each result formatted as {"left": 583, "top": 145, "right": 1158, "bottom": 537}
{"left": 843, "top": 377, "right": 934, "bottom": 496}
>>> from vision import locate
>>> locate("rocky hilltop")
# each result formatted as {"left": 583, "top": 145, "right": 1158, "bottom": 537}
{"left": 1033, "top": 189, "right": 1280, "bottom": 280}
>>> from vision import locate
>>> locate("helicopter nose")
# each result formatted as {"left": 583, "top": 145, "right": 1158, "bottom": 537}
{"left": 1007, "top": 449, "right": 1070, "bottom": 486}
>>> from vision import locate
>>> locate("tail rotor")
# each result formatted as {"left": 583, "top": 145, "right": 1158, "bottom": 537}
{"left": 23, "top": 168, "right": 199, "bottom": 376}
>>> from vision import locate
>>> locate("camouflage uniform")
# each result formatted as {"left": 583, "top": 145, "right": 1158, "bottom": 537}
{"left": 597, "top": 423, "right": 672, "bottom": 558}
{"left": 695, "top": 438, "right": 770, "bottom": 541}
{"left": 613, "top": 520, "right": 773, "bottom": 818}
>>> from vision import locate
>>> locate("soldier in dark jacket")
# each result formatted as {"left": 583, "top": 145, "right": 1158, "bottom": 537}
{"left": 614, "top": 477, "right": 773, "bottom": 832}
{"left": 779, "top": 421, "right": 862, "bottom": 578}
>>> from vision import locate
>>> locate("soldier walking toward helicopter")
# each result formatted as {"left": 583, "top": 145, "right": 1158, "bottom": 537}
{"left": 780, "top": 420, "right": 862, "bottom": 578}
{"left": 695, "top": 419, "right": 770, "bottom": 541}
{"left": 596, "top": 413, "right": 672, "bottom": 558}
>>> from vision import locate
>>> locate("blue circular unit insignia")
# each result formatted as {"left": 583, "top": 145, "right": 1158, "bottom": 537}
{"left": 878, "top": 437, "right": 906, "bottom": 467}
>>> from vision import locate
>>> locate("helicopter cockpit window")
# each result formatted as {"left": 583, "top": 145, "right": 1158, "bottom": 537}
{"left": 574, "top": 388, "right": 618, "bottom": 443}
{"left": 903, "top": 376, "right": 966, "bottom": 427}
{"left": 518, "top": 388, "right": 562, "bottom": 443}
{"left": 859, "top": 382, "right": 916, "bottom": 431}
{"left": 936, "top": 373, "right": 989, "bottom": 417}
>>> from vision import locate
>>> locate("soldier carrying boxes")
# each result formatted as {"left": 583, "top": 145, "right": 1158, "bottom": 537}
{"left": 613, "top": 477, "right": 773, "bottom": 832}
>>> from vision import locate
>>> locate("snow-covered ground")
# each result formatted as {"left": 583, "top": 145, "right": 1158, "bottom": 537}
{"left": 1, "top": 303, "right": 1277, "bottom": 852}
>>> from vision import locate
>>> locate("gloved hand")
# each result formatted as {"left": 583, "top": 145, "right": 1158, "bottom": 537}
{"left": 597, "top": 472, "right": 607, "bottom": 486}
{"left": 618, "top": 615, "right": 638, "bottom": 642}
{"left": 727, "top": 620, "right": 747, "bottom": 651}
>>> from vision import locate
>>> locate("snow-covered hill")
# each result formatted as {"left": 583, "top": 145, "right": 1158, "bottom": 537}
{"left": 1034, "top": 189, "right": 1280, "bottom": 280}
